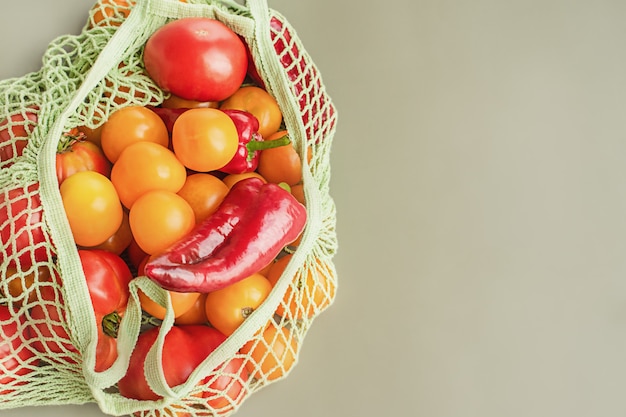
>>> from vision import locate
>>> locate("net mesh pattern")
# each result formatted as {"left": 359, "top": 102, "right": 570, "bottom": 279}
{"left": 0, "top": 0, "right": 337, "bottom": 415}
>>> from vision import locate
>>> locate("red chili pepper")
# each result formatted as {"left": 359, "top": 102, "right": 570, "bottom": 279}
{"left": 220, "top": 109, "right": 290, "bottom": 174}
{"left": 144, "top": 177, "right": 306, "bottom": 293}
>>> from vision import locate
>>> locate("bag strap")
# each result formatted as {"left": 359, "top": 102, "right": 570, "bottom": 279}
{"left": 245, "top": 0, "right": 270, "bottom": 20}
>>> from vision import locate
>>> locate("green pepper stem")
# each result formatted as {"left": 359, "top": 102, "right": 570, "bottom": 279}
{"left": 102, "top": 311, "right": 121, "bottom": 339}
{"left": 278, "top": 182, "right": 292, "bottom": 193}
{"left": 246, "top": 134, "right": 291, "bottom": 153}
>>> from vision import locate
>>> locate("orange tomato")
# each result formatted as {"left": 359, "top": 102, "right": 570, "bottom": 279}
{"left": 256, "top": 131, "right": 302, "bottom": 186}
{"left": 100, "top": 105, "right": 169, "bottom": 163}
{"left": 204, "top": 273, "right": 272, "bottom": 336}
{"left": 90, "top": 0, "right": 134, "bottom": 27}
{"left": 79, "top": 210, "right": 133, "bottom": 255}
{"left": 239, "top": 321, "right": 298, "bottom": 381}
{"left": 77, "top": 124, "right": 104, "bottom": 147}
{"left": 174, "top": 293, "right": 209, "bottom": 325}
{"left": 162, "top": 95, "right": 219, "bottom": 109}
{"left": 219, "top": 86, "right": 283, "bottom": 139}
{"left": 2, "top": 265, "right": 52, "bottom": 306}
{"left": 258, "top": 259, "right": 274, "bottom": 277}
{"left": 172, "top": 108, "right": 239, "bottom": 172}
{"left": 138, "top": 289, "right": 200, "bottom": 321}
{"left": 221, "top": 172, "right": 266, "bottom": 189}
{"left": 60, "top": 171, "right": 123, "bottom": 247}
{"left": 267, "top": 254, "right": 336, "bottom": 320}
{"left": 111, "top": 141, "right": 187, "bottom": 209}
{"left": 290, "top": 183, "right": 305, "bottom": 205}
{"left": 90, "top": 0, "right": 190, "bottom": 27}
{"left": 129, "top": 190, "right": 195, "bottom": 255}
{"left": 177, "top": 173, "right": 229, "bottom": 224}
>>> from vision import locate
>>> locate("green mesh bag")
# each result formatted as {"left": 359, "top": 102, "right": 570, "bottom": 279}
{"left": 0, "top": 0, "right": 338, "bottom": 415}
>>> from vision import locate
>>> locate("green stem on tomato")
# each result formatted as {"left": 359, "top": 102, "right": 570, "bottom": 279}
{"left": 102, "top": 311, "right": 122, "bottom": 339}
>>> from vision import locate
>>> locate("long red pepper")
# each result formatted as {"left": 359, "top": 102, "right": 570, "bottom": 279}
{"left": 144, "top": 177, "right": 306, "bottom": 293}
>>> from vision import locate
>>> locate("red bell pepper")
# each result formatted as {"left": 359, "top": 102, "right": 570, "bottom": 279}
{"left": 149, "top": 106, "right": 289, "bottom": 174}
{"left": 144, "top": 177, "right": 306, "bottom": 293}
{"left": 220, "top": 109, "right": 290, "bottom": 174}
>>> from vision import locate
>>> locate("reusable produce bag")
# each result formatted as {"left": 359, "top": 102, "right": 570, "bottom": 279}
{"left": 0, "top": 0, "right": 337, "bottom": 415}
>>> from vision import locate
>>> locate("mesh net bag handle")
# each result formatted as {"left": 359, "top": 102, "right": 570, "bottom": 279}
{"left": 0, "top": 0, "right": 338, "bottom": 415}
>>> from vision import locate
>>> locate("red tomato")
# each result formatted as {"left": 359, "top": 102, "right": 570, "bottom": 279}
{"left": 29, "top": 250, "right": 132, "bottom": 372}
{"left": 56, "top": 131, "right": 112, "bottom": 184}
{"left": 0, "top": 305, "right": 35, "bottom": 394}
{"left": 0, "top": 107, "right": 38, "bottom": 165}
{"left": 27, "top": 284, "right": 78, "bottom": 364}
{"left": 242, "top": 37, "right": 265, "bottom": 88}
{"left": 143, "top": 18, "right": 248, "bottom": 102}
{"left": 79, "top": 249, "right": 132, "bottom": 371}
{"left": 0, "top": 182, "right": 48, "bottom": 269}
{"left": 118, "top": 325, "right": 248, "bottom": 413}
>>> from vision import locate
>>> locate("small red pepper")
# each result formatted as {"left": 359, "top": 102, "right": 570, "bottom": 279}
{"left": 144, "top": 177, "right": 306, "bottom": 293}
{"left": 220, "top": 109, "right": 290, "bottom": 174}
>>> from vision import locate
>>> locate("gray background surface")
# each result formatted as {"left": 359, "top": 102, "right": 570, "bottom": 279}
{"left": 3, "top": 0, "right": 626, "bottom": 416}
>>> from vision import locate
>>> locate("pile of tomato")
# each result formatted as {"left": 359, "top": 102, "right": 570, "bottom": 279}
{"left": 0, "top": 6, "right": 335, "bottom": 413}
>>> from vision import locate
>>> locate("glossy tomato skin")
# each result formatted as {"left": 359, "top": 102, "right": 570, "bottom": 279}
{"left": 56, "top": 136, "right": 112, "bottom": 185}
{"left": 143, "top": 18, "right": 248, "bottom": 102}
{"left": 0, "top": 305, "right": 35, "bottom": 394}
{"left": 28, "top": 250, "right": 132, "bottom": 372}
{"left": 79, "top": 249, "right": 132, "bottom": 317}
{"left": 100, "top": 105, "right": 170, "bottom": 164}
{"left": 129, "top": 190, "right": 195, "bottom": 255}
{"left": 204, "top": 273, "right": 272, "bottom": 336}
{"left": 256, "top": 131, "right": 303, "bottom": 186}
{"left": 118, "top": 325, "right": 248, "bottom": 409}
{"left": 171, "top": 108, "right": 239, "bottom": 172}
{"left": 0, "top": 182, "right": 48, "bottom": 269}
{"left": 60, "top": 171, "right": 124, "bottom": 247}
{"left": 80, "top": 210, "right": 133, "bottom": 255}
{"left": 219, "top": 86, "right": 282, "bottom": 139}
{"left": 79, "top": 249, "right": 132, "bottom": 372}
{"left": 110, "top": 141, "right": 187, "bottom": 209}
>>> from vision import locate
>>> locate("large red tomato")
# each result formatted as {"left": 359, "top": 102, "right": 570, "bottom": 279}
{"left": 79, "top": 249, "right": 132, "bottom": 372}
{"left": 0, "top": 107, "right": 38, "bottom": 165}
{"left": 0, "top": 182, "right": 48, "bottom": 269}
{"left": 118, "top": 325, "right": 248, "bottom": 413}
{"left": 0, "top": 305, "right": 35, "bottom": 395}
{"left": 28, "top": 250, "right": 132, "bottom": 372}
{"left": 56, "top": 130, "right": 112, "bottom": 185}
{"left": 143, "top": 17, "right": 248, "bottom": 102}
